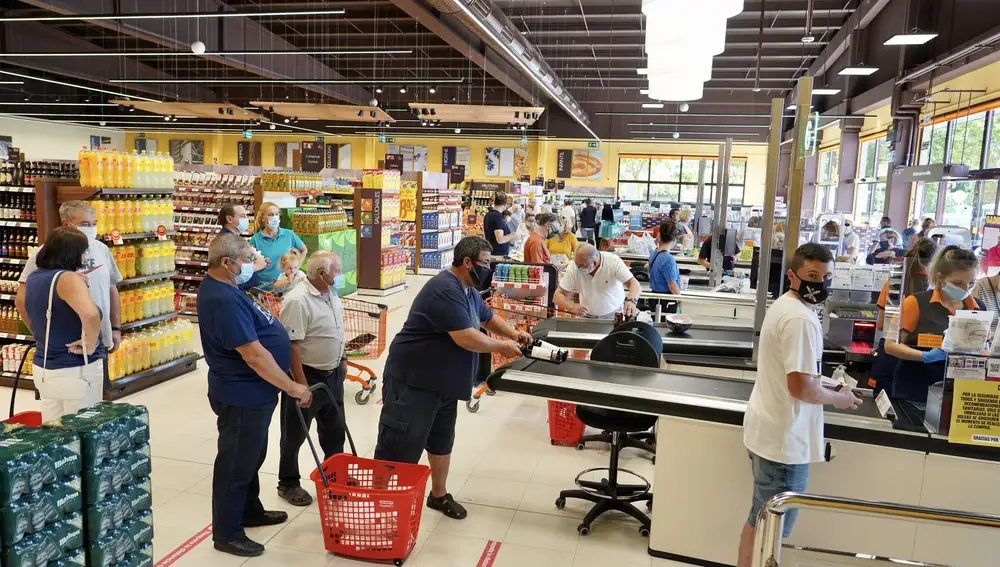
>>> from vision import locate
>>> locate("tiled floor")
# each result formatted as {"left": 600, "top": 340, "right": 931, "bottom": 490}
{"left": 2, "top": 274, "right": 683, "bottom": 567}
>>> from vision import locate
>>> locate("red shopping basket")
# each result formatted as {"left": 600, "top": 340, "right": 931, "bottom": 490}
{"left": 310, "top": 455, "right": 430, "bottom": 564}
{"left": 296, "top": 382, "right": 431, "bottom": 565}
{"left": 548, "top": 401, "right": 585, "bottom": 446}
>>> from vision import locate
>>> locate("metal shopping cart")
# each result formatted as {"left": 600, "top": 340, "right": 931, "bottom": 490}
{"left": 247, "top": 286, "right": 388, "bottom": 405}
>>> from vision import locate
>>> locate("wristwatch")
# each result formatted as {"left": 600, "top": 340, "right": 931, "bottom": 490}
{"left": 625, "top": 297, "right": 638, "bottom": 304}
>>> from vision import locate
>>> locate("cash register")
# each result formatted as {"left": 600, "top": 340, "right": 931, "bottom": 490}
{"left": 823, "top": 300, "right": 879, "bottom": 351}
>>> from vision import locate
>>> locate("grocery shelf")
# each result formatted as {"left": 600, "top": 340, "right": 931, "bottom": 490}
{"left": 179, "top": 310, "right": 198, "bottom": 316}
{"left": 0, "top": 331, "right": 33, "bottom": 341}
{"left": 0, "top": 220, "right": 35, "bottom": 228}
{"left": 175, "top": 205, "right": 221, "bottom": 213}
{"left": 0, "top": 257, "right": 28, "bottom": 265}
{"left": 175, "top": 245, "right": 208, "bottom": 252}
{"left": 176, "top": 259, "right": 208, "bottom": 267}
{"left": 92, "top": 187, "right": 175, "bottom": 196}
{"left": 177, "top": 291, "right": 198, "bottom": 297}
{"left": 0, "top": 293, "right": 15, "bottom": 301}
{"left": 120, "top": 311, "right": 179, "bottom": 331}
{"left": 105, "top": 352, "right": 202, "bottom": 401}
{"left": 421, "top": 243, "right": 457, "bottom": 253}
{"left": 101, "top": 230, "right": 177, "bottom": 242}
{"left": 174, "top": 224, "right": 219, "bottom": 233}
{"left": 416, "top": 267, "right": 444, "bottom": 275}
{"left": 0, "top": 186, "right": 35, "bottom": 194}
{"left": 175, "top": 186, "right": 253, "bottom": 195}
{"left": 172, "top": 274, "right": 204, "bottom": 281}
{"left": 0, "top": 371, "right": 33, "bottom": 391}
{"left": 118, "top": 271, "right": 177, "bottom": 286}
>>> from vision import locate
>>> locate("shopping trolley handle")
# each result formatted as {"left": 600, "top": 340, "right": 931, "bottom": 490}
{"left": 294, "top": 380, "right": 360, "bottom": 489}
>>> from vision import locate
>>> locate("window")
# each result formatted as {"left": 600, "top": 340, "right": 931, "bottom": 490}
{"left": 815, "top": 148, "right": 839, "bottom": 214}
{"left": 616, "top": 155, "right": 746, "bottom": 204}
{"left": 854, "top": 137, "right": 889, "bottom": 227}
{"left": 950, "top": 112, "right": 987, "bottom": 170}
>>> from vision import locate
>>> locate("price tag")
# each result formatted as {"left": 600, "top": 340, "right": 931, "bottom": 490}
{"left": 875, "top": 389, "right": 896, "bottom": 419}
{"left": 110, "top": 228, "right": 123, "bottom": 245}
{"left": 156, "top": 225, "right": 168, "bottom": 241}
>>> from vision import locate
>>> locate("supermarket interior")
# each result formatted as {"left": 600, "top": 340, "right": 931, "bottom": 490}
{"left": 4, "top": 1, "right": 1000, "bottom": 567}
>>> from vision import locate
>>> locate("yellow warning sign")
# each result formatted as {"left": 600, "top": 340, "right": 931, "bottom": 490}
{"left": 949, "top": 379, "right": 1000, "bottom": 446}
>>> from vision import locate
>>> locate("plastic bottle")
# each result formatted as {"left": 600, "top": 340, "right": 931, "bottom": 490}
{"left": 135, "top": 151, "right": 147, "bottom": 189}
{"left": 102, "top": 148, "right": 115, "bottom": 188}
{"left": 78, "top": 147, "right": 91, "bottom": 188}
{"left": 125, "top": 151, "right": 135, "bottom": 189}
{"left": 165, "top": 155, "right": 175, "bottom": 189}
{"left": 112, "top": 149, "right": 124, "bottom": 189}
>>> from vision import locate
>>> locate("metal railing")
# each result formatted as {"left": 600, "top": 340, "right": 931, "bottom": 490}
{"left": 754, "top": 492, "right": 1000, "bottom": 567}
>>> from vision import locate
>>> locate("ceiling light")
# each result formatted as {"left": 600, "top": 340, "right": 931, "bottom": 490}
{"left": 164, "top": 115, "right": 171, "bottom": 121}
{"left": 640, "top": 89, "right": 649, "bottom": 95}
{"left": 0, "top": 81, "right": 25, "bottom": 85}
{"left": 801, "top": 35, "right": 816, "bottom": 43}
{"left": 112, "top": 78, "right": 462, "bottom": 85}
{"left": 812, "top": 88, "right": 842, "bottom": 95}
{"left": 0, "top": 69, "right": 158, "bottom": 102}
{"left": 375, "top": 87, "right": 383, "bottom": 94}
{"left": 751, "top": 85, "right": 761, "bottom": 92}
{"left": 421, "top": 121, "right": 427, "bottom": 126}
{"left": 673, "top": 132, "right": 680, "bottom": 139}
{"left": 269, "top": 123, "right": 276, "bottom": 130}
{"left": 293, "top": 117, "right": 299, "bottom": 124}
{"left": 455, "top": 128, "right": 461, "bottom": 134}
{"left": 429, "top": 86, "right": 436, "bottom": 94}
{"left": 0, "top": 8, "right": 346, "bottom": 22}
{"left": 191, "top": 40, "right": 206, "bottom": 55}
{"left": 128, "top": 105, "right": 135, "bottom": 112}
{"left": 0, "top": 102, "right": 115, "bottom": 106}
{"left": 284, "top": 117, "right": 290, "bottom": 123}
{"left": 679, "top": 103, "right": 689, "bottom": 112}
{"left": 99, "top": 121, "right": 106, "bottom": 126}
{"left": 642, "top": 103, "right": 664, "bottom": 109}
{"left": 226, "top": 108, "right": 234, "bottom": 115}
{"left": 637, "top": 69, "right": 648, "bottom": 75}
{"left": 839, "top": 65, "right": 878, "bottom": 76}
{"left": 400, "top": 87, "right": 407, "bottom": 93}
{"left": 22, "top": 96, "right": 28, "bottom": 101}
{"left": 0, "top": 49, "right": 411, "bottom": 58}
{"left": 370, "top": 111, "right": 376, "bottom": 118}
{"left": 884, "top": 33, "right": 937, "bottom": 46}
{"left": 641, "top": 0, "right": 743, "bottom": 20}
{"left": 648, "top": 76, "right": 704, "bottom": 102}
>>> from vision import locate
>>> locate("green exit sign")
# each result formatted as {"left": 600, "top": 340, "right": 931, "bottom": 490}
{"left": 136, "top": 133, "right": 145, "bottom": 138}
{"left": 242, "top": 129, "right": 253, "bottom": 139}
{"left": 587, "top": 141, "right": 600, "bottom": 148}
{"left": 315, "top": 136, "right": 324, "bottom": 142}
{"left": 385, "top": 137, "right": 396, "bottom": 143}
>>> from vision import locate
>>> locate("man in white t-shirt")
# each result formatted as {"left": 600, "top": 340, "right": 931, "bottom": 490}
{"left": 554, "top": 244, "right": 641, "bottom": 319}
{"left": 842, "top": 219, "right": 860, "bottom": 262}
{"left": 559, "top": 200, "right": 577, "bottom": 235}
{"left": 737, "top": 242, "right": 862, "bottom": 567}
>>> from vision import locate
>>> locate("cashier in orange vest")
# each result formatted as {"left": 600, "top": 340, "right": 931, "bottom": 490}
{"left": 884, "top": 245, "right": 984, "bottom": 403}
{"left": 868, "top": 237, "right": 937, "bottom": 395}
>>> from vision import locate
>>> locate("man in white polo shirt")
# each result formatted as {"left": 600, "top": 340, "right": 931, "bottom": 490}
{"left": 275, "top": 250, "right": 347, "bottom": 507}
{"left": 554, "top": 243, "right": 641, "bottom": 319}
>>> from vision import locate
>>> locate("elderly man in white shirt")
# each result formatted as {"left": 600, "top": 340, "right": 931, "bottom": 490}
{"left": 275, "top": 250, "right": 348, "bottom": 507}
{"left": 554, "top": 243, "right": 641, "bottom": 319}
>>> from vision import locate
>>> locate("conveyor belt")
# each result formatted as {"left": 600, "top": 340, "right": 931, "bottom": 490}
{"left": 533, "top": 317, "right": 754, "bottom": 355}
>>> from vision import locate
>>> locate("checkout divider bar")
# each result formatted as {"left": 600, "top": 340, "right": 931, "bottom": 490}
{"left": 754, "top": 492, "right": 1000, "bottom": 567}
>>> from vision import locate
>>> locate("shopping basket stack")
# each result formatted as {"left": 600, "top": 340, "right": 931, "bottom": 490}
{"left": 342, "top": 298, "right": 388, "bottom": 404}
{"left": 300, "top": 383, "right": 430, "bottom": 566}
{"left": 59, "top": 403, "right": 154, "bottom": 567}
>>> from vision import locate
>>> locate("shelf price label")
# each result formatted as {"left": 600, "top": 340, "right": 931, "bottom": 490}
{"left": 156, "top": 225, "right": 168, "bottom": 241}
{"left": 110, "top": 228, "right": 123, "bottom": 245}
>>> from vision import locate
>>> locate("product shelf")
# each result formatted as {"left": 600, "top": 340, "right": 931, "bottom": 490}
{"left": 85, "top": 187, "right": 175, "bottom": 196}
{"left": 175, "top": 259, "right": 208, "bottom": 267}
{"left": 175, "top": 186, "right": 253, "bottom": 195}
{"left": 120, "top": 311, "right": 179, "bottom": 331}
{"left": 105, "top": 353, "right": 202, "bottom": 400}
{"left": 118, "top": 271, "right": 177, "bottom": 286}
{"left": 100, "top": 230, "right": 177, "bottom": 243}
{"left": 0, "top": 257, "right": 28, "bottom": 265}
{"left": 175, "top": 245, "right": 208, "bottom": 252}
{"left": 175, "top": 205, "right": 221, "bottom": 213}
{"left": 172, "top": 274, "right": 204, "bottom": 282}
{"left": 0, "top": 186, "right": 35, "bottom": 193}
{"left": 0, "top": 220, "right": 35, "bottom": 228}
{"left": 0, "top": 331, "right": 32, "bottom": 341}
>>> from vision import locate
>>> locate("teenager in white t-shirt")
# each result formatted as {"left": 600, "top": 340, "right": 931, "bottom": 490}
{"left": 736, "top": 243, "right": 862, "bottom": 567}
{"left": 554, "top": 244, "right": 641, "bottom": 318}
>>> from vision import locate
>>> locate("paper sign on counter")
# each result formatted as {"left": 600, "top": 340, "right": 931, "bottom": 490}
{"left": 949, "top": 378, "right": 1000, "bottom": 446}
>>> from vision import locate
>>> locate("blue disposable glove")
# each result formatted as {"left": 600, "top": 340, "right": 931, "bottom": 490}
{"left": 921, "top": 348, "right": 947, "bottom": 364}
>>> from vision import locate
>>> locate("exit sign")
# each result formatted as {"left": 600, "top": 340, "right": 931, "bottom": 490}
{"left": 315, "top": 136, "right": 324, "bottom": 142}
{"left": 378, "top": 134, "right": 386, "bottom": 143}
{"left": 136, "top": 133, "right": 145, "bottom": 138}
{"left": 242, "top": 129, "right": 253, "bottom": 139}
{"left": 587, "top": 141, "right": 600, "bottom": 148}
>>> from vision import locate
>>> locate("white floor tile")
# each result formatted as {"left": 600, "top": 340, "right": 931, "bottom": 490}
{"left": 268, "top": 509, "right": 328, "bottom": 553}
{"left": 433, "top": 503, "right": 516, "bottom": 540}
{"left": 493, "top": 542, "right": 576, "bottom": 567}
{"left": 574, "top": 520, "right": 653, "bottom": 567}
{"left": 154, "top": 491, "right": 213, "bottom": 530}
{"left": 518, "top": 483, "right": 593, "bottom": 519}
{"left": 244, "top": 546, "right": 332, "bottom": 566}
{"left": 408, "top": 532, "right": 491, "bottom": 567}
{"left": 503, "top": 510, "right": 581, "bottom": 554}
{"left": 457, "top": 475, "right": 529, "bottom": 510}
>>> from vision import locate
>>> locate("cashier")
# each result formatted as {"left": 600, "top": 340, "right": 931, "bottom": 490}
{"left": 884, "top": 245, "right": 984, "bottom": 403}
{"left": 554, "top": 243, "right": 641, "bottom": 318}
{"left": 697, "top": 229, "right": 735, "bottom": 272}
{"left": 869, "top": 237, "right": 937, "bottom": 395}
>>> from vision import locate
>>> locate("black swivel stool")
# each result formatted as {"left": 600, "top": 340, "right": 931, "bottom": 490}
{"left": 555, "top": 321, "right": 661, "bottom": 536}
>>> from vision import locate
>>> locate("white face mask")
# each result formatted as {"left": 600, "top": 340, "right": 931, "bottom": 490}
{"left": 73, "top": 224, "right": 97, "bottom": 241}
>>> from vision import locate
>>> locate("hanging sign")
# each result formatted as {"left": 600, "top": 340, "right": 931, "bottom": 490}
{"left": 556, "top": 150, "right": 573, "bottom": 178}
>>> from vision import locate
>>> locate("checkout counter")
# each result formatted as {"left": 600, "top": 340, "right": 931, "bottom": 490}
{"left": 487, "top": 356, "right": 1000, "bottom": 567}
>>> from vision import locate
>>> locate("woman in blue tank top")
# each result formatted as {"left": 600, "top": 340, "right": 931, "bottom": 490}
{"left": 23, "top": 227, "right": 104, "bottom": 421}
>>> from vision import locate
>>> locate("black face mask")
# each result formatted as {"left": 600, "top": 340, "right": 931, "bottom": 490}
{"left": 470, "top": 264, "right": 491, "bottom": 288}
{"left": 793, "top": 272, "right": 831, "bottom": 305}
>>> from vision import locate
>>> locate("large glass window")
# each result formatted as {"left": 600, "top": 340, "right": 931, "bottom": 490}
{"left": 616, "top": 155, "right": 746, "bottom": 204}
{"left": 854, "top": 137, "right": 889, "bottom": 226}
{"left": 815, "top": 148, "right": 839, "bottom": 214}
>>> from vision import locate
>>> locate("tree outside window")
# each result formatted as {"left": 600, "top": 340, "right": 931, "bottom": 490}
{"left": 617, "top": 156, "right": 746, "bottom": 204}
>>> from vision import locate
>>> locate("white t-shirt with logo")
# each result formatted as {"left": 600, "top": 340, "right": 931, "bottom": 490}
{"left": 744, "top": 293, "right": 825, "bottom": 465}
{"left": 558, "top": 252, "right": 633, "bottom": 317}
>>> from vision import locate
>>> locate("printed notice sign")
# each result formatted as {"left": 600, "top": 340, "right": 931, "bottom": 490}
{"left": 949, "top": 378, "right": 1000, "bottom": 446}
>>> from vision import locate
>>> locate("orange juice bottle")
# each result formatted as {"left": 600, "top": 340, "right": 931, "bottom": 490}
{"left": 78, "top": 147, "right": 91, "bottom": 188}
{"left": 102, "top": 148, "right": 115, "bottom": 188}
{"left": 112, "top": 149, "right": 124, "bottom": 189}
{"left": 94, "top": 199, "right": 106, "bottom": 235}
{"left": 126, "top": 244, "right": 136, "bottom": 278}
{"left": 124, "top": 151, "right": 134, "bottom": 189}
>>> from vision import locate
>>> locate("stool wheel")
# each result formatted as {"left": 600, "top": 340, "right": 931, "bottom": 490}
{"left": 646, "top": 499, "right": 653, "bottom": 510}
{"left": 354, "top": 390, "right": 371, "bottom": 405}
{"left": 554, "top": 497, "right": 566, "bottom": 509}
{"left": 577, "top": 524, "right": 590, "bottom": 536}
{"left": 466, "top": 399, "right": 480, "bottom": 413}
{"left": 639, "top": 526, "right": 650, "bottom": 537}
{"left": 394, "top": 560, "right": 403, "bottom": 566}
{"left": 486, "top": 389, "right": 496, "bottom": 396}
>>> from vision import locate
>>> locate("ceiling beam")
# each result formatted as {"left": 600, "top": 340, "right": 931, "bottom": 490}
{"left": 808, "top": 0, "right": 892, "bottom": 78}
{"left": 16, "top": 0, "right": 373, "bottom": 104}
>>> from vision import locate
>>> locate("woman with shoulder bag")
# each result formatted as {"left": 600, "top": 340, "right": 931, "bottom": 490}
{"left": 24, "top": 227, "right": 104, "bottom": 421}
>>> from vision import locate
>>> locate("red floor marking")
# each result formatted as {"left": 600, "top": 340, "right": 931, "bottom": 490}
{"left": 154, "top": 524, "right": 213, "bottom": 567}
{"left": 376, "top": 398, "right": 384, "bottom": 404}
{"left": 388, "top": 305, "right": 403, "bottom": 314}
{"left": 476, "top": 540, "right": 502, "bottom": 567}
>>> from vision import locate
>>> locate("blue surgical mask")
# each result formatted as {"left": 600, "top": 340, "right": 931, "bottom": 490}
{"left": 333, "top": 274, "right": 345, "bottom": 289}
{"left": 943, "top": 282, "right": 973, "bottom": 301}
{"left": 232, "top": 260, "right": 255, "bottom": 285}
{"left": 267, "top": 217, "right": 280, "bottom": 231}
{"left": 577, "top": 266, "right": 592, "bottom": 276}
{"left": 237, "top": 218, "right": 250, "bottom": 233}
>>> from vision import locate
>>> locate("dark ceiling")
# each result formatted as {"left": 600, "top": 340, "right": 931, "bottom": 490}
{"left": 0, "top": 0, "right": 997, "bottom": 142}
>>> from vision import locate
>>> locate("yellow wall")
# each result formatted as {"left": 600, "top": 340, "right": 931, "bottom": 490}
{"left": 125, "top": 131, "right": 770, "bottom": 204}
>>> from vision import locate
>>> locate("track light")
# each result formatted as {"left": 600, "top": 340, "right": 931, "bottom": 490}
{"left": 218, "top": 107, "right": 224, "bottom": 115}
{"left": 128, "top": 105, "right": 135, "bottom": 112}
{"left": 679, "top": 103, "right": 689, "bottom": 112}
{"left": 399, "top": 87, "right": 406, "bottom": 93}
{"left": 268, "top": 106, "right": 274, "bottom": 113}
{"left": 22, "top": 96, "right": 28, "bottom": 101}
{"left": 358, "top": 110, "right": 364, "bottom": 117}
{"left": 375, "top": 87, "right": 382, "bottom": 94}
{"left": 673, "top": 132, "right": 680, "bottom": 139}
{"left": 163, "top": 115, "right": 171, "bottom": 121}
{"left": 429, "top": 86, "right": 436, "bottom": 94}
{"left": 514, "top": 111, "right": 519, "bottom": 119}
{"left": 532, "top": 112, "right": 538, "bottom": 119}
{"left": 284, "top": 117, "right": 290, "bottom": 123}
{"left": 455, "top": 128, "right": 461, "bottom": 134}
{"left": 421, "top": 121, "right": 427, "bottom": 126}
{"left": 269, "top": 123, "right": 276, "bottom": 130}
{"left": 227, "top": 107, "right": 234, "bottom": 115}
{"left": 370, "top": 110, "right": 376, "bottom": 118}
{"left": 293, "top": 117, "right": 298, "bottom": 124}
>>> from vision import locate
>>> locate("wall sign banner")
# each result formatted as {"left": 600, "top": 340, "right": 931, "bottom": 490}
{"left": 325, "top": 144, "right": 339, "bottom": 169}
{"left": 556, "top": 149, "right": 574, "bottom": 178}
{"left": 301, "top": 141, "right": 324, "bottom": 172}
{"left": 236, "top": 141, "right": 262, "bottom": 166}
{"left": 950, "top": 377, "right": 1000, "bottom": 446}
{"left": 896, "top": 163, "right": 971, "bottom": 183}
{"left": 449, "top": 164, "right": 466, "bottom": 184}
{"left": 384, "top": 154, "right": 403, "bottom": 172}
{"left": 442, "top": 146, "right": 457, "bottom": 171}
{"left": 471, "top": 181, "right": 506, "bottom": 194}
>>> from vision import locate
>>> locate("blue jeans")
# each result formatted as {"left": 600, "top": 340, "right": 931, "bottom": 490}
{"left": 278, "top": 361, "right": 347, "bottom": 488}
{"left": 747, "top": 451, "right": 810, "bottom": 538}
{"left": 210, "top": 398, "right": 275, "bottom": 543}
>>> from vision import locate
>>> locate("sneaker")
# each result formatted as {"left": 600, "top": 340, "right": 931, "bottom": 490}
{"left": 277, "top": 485, "right": 314, "bottom": 506}
{"left": 427, "top": 493, "right": 467, "bottom": 520}
{"left": 214, "top": 536, "right": 265, "bottom": 557}
{"left": 243, "top": 510, "right": 289, "bottom": 527}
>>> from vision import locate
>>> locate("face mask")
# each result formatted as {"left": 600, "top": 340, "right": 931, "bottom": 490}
{"left": 793, "top": 272, "right": 831, "bottom": 305}
{"left": 75, "top": 225, "right": 97, "bottom": 241}
{"left": 469, "top": 263, "right": 490, "bottom": 287}
{"left": 332, "top": 274, "right": 345, "bottom": 289}
{"left": 578, "top": 264, "right": 594, "bottom": 276}
{"left": 229, "top": 259, "right": 255, "bottom": 285}
{"left": 237, "top": 218, "right": 250, "bottom": 233}
{"left": 943, "top": 282, "right": 973, "bottom": 301}
{"left": 267, "top": 217, "right": 280, "bottom": 231}
{"left": 844, "top": 225, "right": 852, "bottom": 235}
{"left": 547, "top": 228, "right": 560, "bottom": 239}
{"left": 525, "top": 222, "right": 536, "bottom": 230}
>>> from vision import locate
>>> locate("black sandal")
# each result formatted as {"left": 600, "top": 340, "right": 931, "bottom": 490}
{"left": 277, "top": 485, "right": 314, "bottom": 507}
{"left": 427, "top": 493, "right": 467, "bottom": 520}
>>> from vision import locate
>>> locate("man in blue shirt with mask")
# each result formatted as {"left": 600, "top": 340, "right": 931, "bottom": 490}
{"left": 198, "top": 234, "right": 312, "bottom": 558}
{"left": 374, "top": 236, "right": 530, "bottom": 520}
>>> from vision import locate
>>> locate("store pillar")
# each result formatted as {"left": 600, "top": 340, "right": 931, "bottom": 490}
{"left": 883, "top": 90, "right": 921, "bottom": 226}
{"left": 835, "top": 120, "right": 862, "bottom": 215}
{"left": 801, "top": 153, "right": 818, "bottom": 219}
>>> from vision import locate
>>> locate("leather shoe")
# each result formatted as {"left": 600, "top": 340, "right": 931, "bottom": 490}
{"left": 214, "top": 536, "right": 265, "bottom": 557}
{"left": 243, "top": 510, "right": 289, "bottom": 527}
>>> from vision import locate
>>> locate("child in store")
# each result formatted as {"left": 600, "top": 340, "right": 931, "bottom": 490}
{"left": 273, "top": 249, "right": 306, "bottom": 293}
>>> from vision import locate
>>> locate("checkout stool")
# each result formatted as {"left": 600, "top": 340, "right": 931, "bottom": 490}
{"left": 556, "top": 321, "right": 662, "bottom": 536}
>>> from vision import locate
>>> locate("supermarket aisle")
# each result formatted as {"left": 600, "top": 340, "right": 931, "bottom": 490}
{"left": 2, "top": 274, "right": 665, "bottom": 567}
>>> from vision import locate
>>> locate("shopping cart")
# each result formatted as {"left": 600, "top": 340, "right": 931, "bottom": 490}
{"left": 298, "top": 383, "right": 430, "bottom": 566}
{"left": 247, "top": 285, "right": 387, "bottom": 405}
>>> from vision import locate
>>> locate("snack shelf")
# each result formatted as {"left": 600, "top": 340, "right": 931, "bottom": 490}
{"left": 176, "top": 259, "right": 208, "bottom": 267}
{"left": 120, "top": 311, "right": 179, "bottom": 331}
{"left": 175, "top": 205, "right": 222, "bottom": 213}
{"left": 87, "top": 187, "right": 175, "bottom": 196}
{"left": 175, "top": 245, "right": 208, "bottom": 252}
{"left": 119, "top": 271, "right": 177, "bottom": 286}
{"left": 0, "top": 332, "right": 32, "bottom": 341}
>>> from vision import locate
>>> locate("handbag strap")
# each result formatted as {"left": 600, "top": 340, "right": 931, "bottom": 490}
{"left": 41, "top": 270, "right": 90, "bottom": 371}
